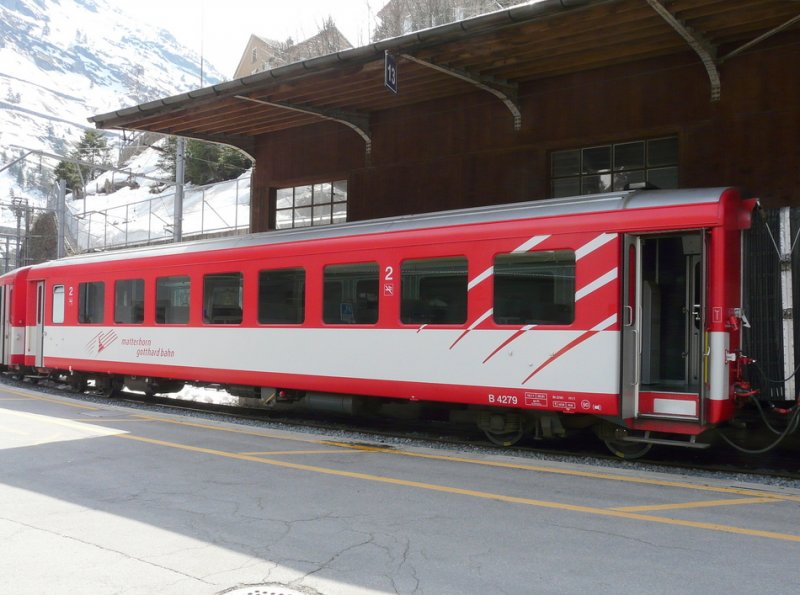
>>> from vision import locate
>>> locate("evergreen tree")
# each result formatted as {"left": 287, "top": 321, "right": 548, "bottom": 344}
{"left": 24, "top": 212, "right": 59, "bottom": 265}
{"left": 218, "top": 147, "right": 253, "bottom": 181}
{"left": 53, "top": 130, "right": 112, "bottom": 198}
{"left": 157, "top": 137, "right": 252, "bottom": 185}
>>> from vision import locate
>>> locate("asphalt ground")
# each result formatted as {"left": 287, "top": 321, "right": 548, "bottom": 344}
{"left": 1, "top": 382, "right": 799, "bottom": 595}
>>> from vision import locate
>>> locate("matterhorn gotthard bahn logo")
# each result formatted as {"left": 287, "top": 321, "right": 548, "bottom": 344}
{"left": 85, "top": 330, "right": 119, "bottom": 356}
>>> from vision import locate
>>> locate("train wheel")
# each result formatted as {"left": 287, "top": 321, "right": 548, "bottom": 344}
{"left": 483, "top": 425, "right": 526, "bottom": 447}
{"left": 478, "top": 412, "right": 527, "bottom": 446}
{"left": 100, "top": 376, "right": 123, "bottom": 398}
{"left": 604, "top": 430, "right": 652, "bottom": 459}
{"left": 69, "top": 374, "right": 88, "bottom": 394}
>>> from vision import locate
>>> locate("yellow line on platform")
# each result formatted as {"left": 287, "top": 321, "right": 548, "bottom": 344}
{"left": 1, "top": 387, "right": 98, "bottom": 410}
{"left": 115, "top": 432, "right": 800, "bottom": 543}
{"left": 239, "top": 449, "right": 346, "bottom": 456}
{"left": 131, "top": 416, "right": 800, "bottom": 504}
{"left": 7, "top": 389, "right": 799, "bottom": 507}
{"left": 611, "top": 497, "right": 777, "bottom": 512}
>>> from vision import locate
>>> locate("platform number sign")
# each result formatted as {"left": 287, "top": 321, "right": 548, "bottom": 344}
{"left": 385, "top": 51, "right": 398, "bottom": 94}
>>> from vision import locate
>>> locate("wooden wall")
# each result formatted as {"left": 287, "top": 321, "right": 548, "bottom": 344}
{"left": 251, "top": 33, "right": 799, "bottom": 232}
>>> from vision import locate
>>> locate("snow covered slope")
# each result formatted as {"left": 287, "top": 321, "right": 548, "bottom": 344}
{"left": 0, "top": 0, "right": 224, "bottom": 224}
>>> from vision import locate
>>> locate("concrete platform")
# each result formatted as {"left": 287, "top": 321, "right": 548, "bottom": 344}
{"left": 1, "top": 381, "right": 799, "bottom": 594}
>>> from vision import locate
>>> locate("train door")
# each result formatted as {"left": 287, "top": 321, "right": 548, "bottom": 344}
{"left": 33, "top": 281, "right": 45, "bottom": 368}
{"left": 2, "top": 285, "right": 11, "bottom": 366}
{"left": 621, "top": 232, "right": 706, "bottom": 422}
{"left": 0, "top": 286, "right": 6, "bottom": 365}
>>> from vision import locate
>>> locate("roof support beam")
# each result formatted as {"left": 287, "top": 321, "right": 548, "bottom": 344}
{"left": 719, "top": 13, "right": 800, "bottom": 65}
{"left": 400, "top": 53, "right": 522, "bottom": 131}
{"left": 646, "top": 0, "right": 720, "bottom": 102}
{"left": 234, "top": 95, "right": 372, "bottom": 157}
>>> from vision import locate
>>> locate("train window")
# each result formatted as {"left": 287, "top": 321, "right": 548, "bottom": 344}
{"left": 493, "top": 251, "right": 575, "bottom": 325}
{"left": 323, "top": 263, "right": 379, "bottom": 324}
{"left": 401, "top": 257, "right": 467, "bottom": 325}
{"left": 258, "top": 268, "right": 305, "bottom": 324}
{"left": 78, "top": 282, "right": 105, "bottom": 324}
{"left": 52, "top": 286, "right": 65, "bottom": 324}
{"left": 203, "top": 273, "right": 243, "bottom": 324}
{"left": 156, "top": 276, "right": 190, "bottom": 324}
{"left": 114, "top": 279, "right": 144, "bottom": 324}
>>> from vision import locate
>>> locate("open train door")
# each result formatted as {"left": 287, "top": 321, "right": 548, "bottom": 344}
{"left": 620, "top": 235, "right": 641, "bottom": 420}
{"left": 621, "top": 231, "right": 707, "bottom": 424}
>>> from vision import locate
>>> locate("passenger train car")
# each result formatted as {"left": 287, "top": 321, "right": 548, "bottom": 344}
{"left": 0, "top": 265, "right": 30, "bottom": 370}
{"left": 0, "top": 188, "right": 757, "bottom": 456}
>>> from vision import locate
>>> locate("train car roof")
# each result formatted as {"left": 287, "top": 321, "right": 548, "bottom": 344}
{"left": 34, "top": 187, "right": 736, "bottom": 269}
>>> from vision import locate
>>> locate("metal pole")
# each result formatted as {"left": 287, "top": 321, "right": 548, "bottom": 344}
{"left": 174, "top": 137, "right": 185, "bottom": 242}
{"left": 57, "top": 178, "right": 66, "bottom": 258}
{"left": 779, "top": 207, "right": 795, "bottom": 399}
{"left": 14, "top": 205, "right": 21, "bottom": 269}
{"left": 235, "top": 179, "right": 239, "bottom": 229}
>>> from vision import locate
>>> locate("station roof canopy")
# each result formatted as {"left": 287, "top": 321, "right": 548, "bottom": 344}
{"left": 90, "top": 0, "right": 800, "bottom": 155}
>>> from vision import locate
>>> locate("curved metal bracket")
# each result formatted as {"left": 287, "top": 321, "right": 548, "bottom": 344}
{"left": 400, "top": 53, "right": 522, "bottom": 131}
{"left": 235, "top": 95, "right": 372, "bottom": 157}
{"left": 720, "top": 13, "right": 800, "bottom": 64}
{"left": 646, "top": 0, "right": 720, "bottom": 102}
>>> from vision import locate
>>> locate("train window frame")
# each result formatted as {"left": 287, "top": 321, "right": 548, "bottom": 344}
{"left": 550, "top": 136, "right": 678, "bottom": 197}
{"left": 493, "top": 251, "right": 576, "bottom": 326}
{"left": 114, "top": 279, "right": 145, "bottom": 324}
{"left": 155, "top": 276, "right": 191, "bottom": 325}
{"left": 400, "top": 256, "right": 468, "bottom": 325}
{"left": 258, "top": 267, "right": 306, "bottom": 325}
{"left": 203, "top": 272, "right": 243, "bottom": 325}
{"left": 323, "top": 262, "right": 379, "bottom": 325}
{"left": 52, "top": 285, "right": 65, "bottom": 324}
{"left": 78, "top": 281, "right": 105, "bottom": 324}
{"left": 275, "top": 181, "right": 347, "bottom": 229}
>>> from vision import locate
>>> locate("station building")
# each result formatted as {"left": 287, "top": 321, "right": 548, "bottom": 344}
{"left": 90, "top": 0, "right": 800, "bottom": 396}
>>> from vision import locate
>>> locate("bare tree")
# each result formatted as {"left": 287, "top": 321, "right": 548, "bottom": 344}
{"left": 373, "top": 0, "right": 517, "bottom": 41}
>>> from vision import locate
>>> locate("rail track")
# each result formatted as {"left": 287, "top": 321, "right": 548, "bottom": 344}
{"left": 3, "top": 374, "right": 799, "bottom": 484}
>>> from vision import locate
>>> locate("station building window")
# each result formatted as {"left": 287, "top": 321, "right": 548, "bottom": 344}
{"left": 156, "top": 276, "right": 190, "bottom": 324}
{"left": 275, "top": 181, "right": 347, "bottom": 229}
{"left": 493, "top": 251, "right": 575, "bottom": 325}
{"left": 78, "top": 281, "right": 105, "bottom": 324}
{"left": 550, "top": 136, "right": 678, "bottom": 197}
{"left": 323, "top": 263, "right": 379, "bottom": 324}
{"left": 114, "top": 279, "right": 144, "bottom": 324}
{"left": 401, "top": 257, "right": 468, "bottom": 325}
{"left": 203, "top": 273, "right": 243, "bottom": 324}
{"left": 258, "top": 268, "right": 305, "bottom": 324}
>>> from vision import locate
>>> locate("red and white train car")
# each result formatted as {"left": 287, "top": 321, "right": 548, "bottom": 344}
{"left": 4, "top": 188, "right": 757, "bottom": 454}
{"left": 0, "top": 265, "right": 30, "bottom": 371}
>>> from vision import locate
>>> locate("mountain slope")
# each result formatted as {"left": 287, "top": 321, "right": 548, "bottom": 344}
{"left": 0, "top": 0, "right": 224, "bottom": 225}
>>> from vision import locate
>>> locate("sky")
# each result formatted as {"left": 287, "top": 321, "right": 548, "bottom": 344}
{"left": 116, "top": 0, "right": 384, "bottom": 78}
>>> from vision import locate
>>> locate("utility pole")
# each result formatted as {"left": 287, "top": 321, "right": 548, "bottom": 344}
{"left": 10, "top": 198, "right": 27, "bottom": 268}
{"left": 174, "top": 136, "right": 185, "bottom": 242}
{"left": 57, "top": 178, "right": 67, "bottom": 258}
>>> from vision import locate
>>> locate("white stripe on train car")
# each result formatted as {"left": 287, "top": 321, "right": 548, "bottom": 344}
{"left": 43, "top": 326, "right": 621, "bottom": 395}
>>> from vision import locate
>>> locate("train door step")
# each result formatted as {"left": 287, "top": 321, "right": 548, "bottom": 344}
{"left": 620, "top": 433, "right": 710, "bottom": 449}
{"left": 639, "top": 391, "right": 699, "bottom": 420}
